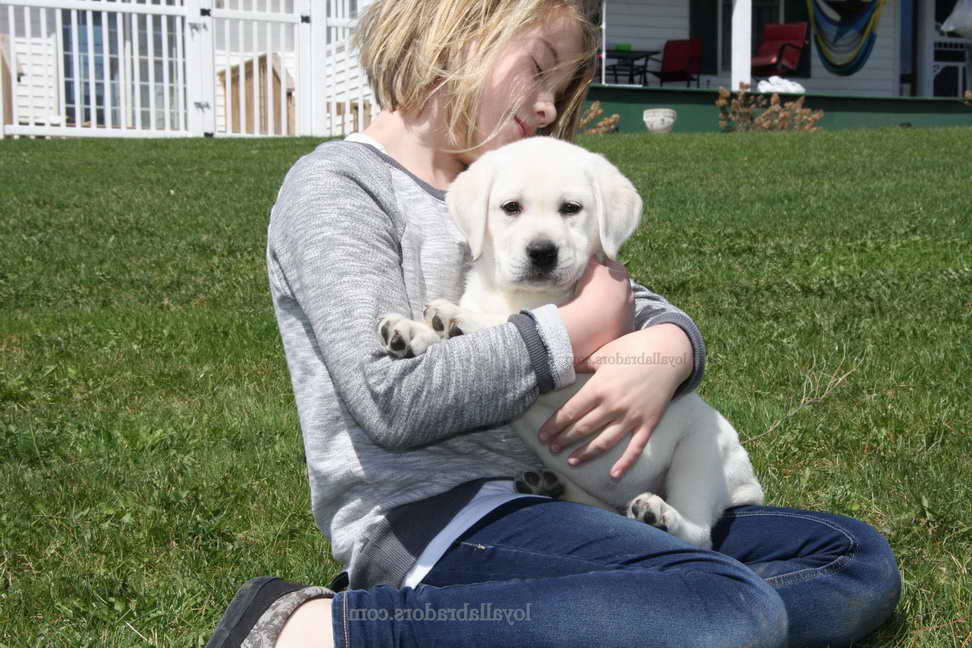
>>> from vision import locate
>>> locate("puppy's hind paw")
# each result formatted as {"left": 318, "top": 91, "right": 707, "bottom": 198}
{"left": 626, "top": 493, "right": 670, "bottom": 531}
{"left": 377, "top": 313, "right": 442, "bottom": 359}
{"left": 515, "top": 470, "right": 565, "bottom": 499}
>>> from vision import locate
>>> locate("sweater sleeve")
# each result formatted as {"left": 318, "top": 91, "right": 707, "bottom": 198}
{"left": 267, "top": 151, "right": 564, "bottom": 451}
{"left": 630, "top": 279, "right": 706, "bottom": 397}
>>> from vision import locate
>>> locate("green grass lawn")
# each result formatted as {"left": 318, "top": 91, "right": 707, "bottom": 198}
{"left": 1, "top": 127, "right": 970, "bottom": 646}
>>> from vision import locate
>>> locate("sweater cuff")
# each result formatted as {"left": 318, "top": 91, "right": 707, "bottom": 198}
{"left": 524, "top": 304, "right": 576, "bottom": 389}
{"left": 641, "top": 312, "right": 706, "bottom": 398}
{"left": 507, "top": 304, "right": 575, "bottom": 394}
{"left": 508, "top": 313, "right": 554, "bottom": 394}
{"left": 509, "top": 304, "right": 577, "bottom": 393}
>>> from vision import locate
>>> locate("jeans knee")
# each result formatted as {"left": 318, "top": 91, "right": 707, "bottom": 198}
{"left": 731, "top": 577, "right": 789, "bottom": 648}
{"left": 786, "top": 514, "right": 901, "bottom": 647}
{"left": 844, "top": 516, "right": 902, "bottom": 638}
{"left": 675, "top": 566, "right": 789, "bottom": 648}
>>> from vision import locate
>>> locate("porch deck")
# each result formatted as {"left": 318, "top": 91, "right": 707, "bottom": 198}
{"left": 587, "top": 84, "right": 972, "bottom": 133}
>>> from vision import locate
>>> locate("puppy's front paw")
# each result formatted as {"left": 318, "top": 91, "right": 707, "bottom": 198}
{"left": 626, "top": 493, "right": 669, "bottom": 531}
{"left": 377, "top": 313, "right": 442, "bottom": 359}
{"left": 515, "top": 470, "right": 565, "bottom": 499}
{"left": 423, "top": 299, "right": 466, "bottom": 339}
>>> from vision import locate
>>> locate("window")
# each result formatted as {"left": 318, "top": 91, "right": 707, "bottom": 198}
{"left": 61, "top": 10, "right": 185, "bottom": 129}
{"left": 62, "top": 11, "right": 114, "bottom": 126}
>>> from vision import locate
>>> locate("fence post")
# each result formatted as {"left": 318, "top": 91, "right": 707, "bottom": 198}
{"left": 0, "top": 34, "right": 6, "bottom": 139}
{"left": 186, "top": 0, "right": 216, "bottom": 136}
{"left": 294, "top": 0, "right": 312, "bottom": 136}
{"left": 308, "top": 0, "right": 326, "bottom": 137}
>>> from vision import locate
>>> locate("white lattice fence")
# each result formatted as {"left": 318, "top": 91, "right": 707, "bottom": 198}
{"left": 0, "top": 0, "right": 377, "bottom": 138}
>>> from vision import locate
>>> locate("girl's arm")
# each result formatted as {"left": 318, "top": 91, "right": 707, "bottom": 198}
{"left": 629, "top": 280, "right": 706, "bottom": 396}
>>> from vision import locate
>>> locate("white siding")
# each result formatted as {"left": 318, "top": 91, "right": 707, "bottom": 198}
{"left": 604, "top": 0, "right": 689, "bottom": 51}
{"left": 320, "top": 0, "right": 375, "bottom": 133}
{"left": 322, "top": 40, "right": 367, "bottom": 100}
{"left": 802, "top": 1, "right": 898, "bottom": 96}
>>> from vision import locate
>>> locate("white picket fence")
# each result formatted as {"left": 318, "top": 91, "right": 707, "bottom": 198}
{"left": 0, "top": 0, "right": 377, "bottom": 138}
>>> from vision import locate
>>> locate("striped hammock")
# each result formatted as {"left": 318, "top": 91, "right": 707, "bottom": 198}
{"left": 806, "top": 0, "right": 887, "bottom": 76}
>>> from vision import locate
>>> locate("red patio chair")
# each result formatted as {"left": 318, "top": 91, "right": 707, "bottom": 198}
{"left": 647, "top": 39, "right": 703, "bottom": 88}
{"left": 751, "top": 22, "right": 808, "bottom": 78}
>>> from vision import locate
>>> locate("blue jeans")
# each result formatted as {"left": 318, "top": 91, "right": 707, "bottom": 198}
{"left": 332, "top": 499, "right": 900, "bottom": 648}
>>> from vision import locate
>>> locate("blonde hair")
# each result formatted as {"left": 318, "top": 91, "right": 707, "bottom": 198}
{"left": 354, "top": 0, "right": 600, "bottom": 151}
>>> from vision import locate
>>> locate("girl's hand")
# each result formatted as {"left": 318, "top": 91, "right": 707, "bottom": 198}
{"left": 557, "top": 256, "right": 634, "bottom": 370}
{"left": 538, "top": 323, "right": 694, "bottom": 479}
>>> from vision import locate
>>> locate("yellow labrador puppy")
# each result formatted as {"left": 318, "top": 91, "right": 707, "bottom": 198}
{"left": 378, "top": 137, "right": 763, "bottom": 548}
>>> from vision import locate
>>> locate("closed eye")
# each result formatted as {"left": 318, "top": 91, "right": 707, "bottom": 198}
{"left": 533, "top": 57, "right": 544, "bottom": 80}
{"left": 559, "top": 201, "right": 582, "bottom": 216}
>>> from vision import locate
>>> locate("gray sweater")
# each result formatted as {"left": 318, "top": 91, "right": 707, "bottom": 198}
{"left": 266, "top": 139, "right": 706, "bottom": 589}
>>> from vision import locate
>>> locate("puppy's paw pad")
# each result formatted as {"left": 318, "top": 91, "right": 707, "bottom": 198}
{"left": 423, "top": 299, "right": 465, "bottom": 339}
{"left": 515, "top": 470, "right": 565, "bottom": 499}
{"left": 377, "top": 313, "right": 440, "bottom": 359}
{"left": 378, "top": 314, "right": 402, "bottom": 345}
{"left": 626, "top": 493, "right": 669, "bottom": 531}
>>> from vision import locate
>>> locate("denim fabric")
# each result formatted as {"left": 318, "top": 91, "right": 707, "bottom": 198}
{"left": 333, "top": 499, "right": 900, "bottom": 648}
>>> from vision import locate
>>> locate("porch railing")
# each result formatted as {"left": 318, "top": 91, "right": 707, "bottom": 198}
{"left": 0, "top": 0, "right": 377, "bottom": 138}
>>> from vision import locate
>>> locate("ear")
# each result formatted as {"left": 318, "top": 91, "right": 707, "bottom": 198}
{"left": 445, "top": 151, "right": 497, "bottom": 261}
{"left": 588, "top": 153, "right": 643, "bottom": 260}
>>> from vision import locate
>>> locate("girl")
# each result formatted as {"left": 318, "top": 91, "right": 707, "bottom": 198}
{"left": 206, "top": 1, "right": 900, "bottom": 646}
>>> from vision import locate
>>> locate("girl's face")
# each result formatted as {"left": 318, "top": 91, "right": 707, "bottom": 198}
{"left": 461, "top": 11, "right": 586, "bottom": 164}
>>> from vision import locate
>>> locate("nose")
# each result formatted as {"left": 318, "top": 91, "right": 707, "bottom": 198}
{"left": 526, "top": 239, "right": 558, "bottom": 271}
{"left": 534, "top": 91, "right": 557, "bottom": 129}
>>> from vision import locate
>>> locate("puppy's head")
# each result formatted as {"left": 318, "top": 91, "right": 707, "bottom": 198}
{"left": 446, "top": 137, "right": 642, "bottom": 293}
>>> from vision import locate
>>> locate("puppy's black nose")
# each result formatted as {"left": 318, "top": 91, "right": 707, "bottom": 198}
{"left": 526, "top": 240, "right": 558, "bottom": 271}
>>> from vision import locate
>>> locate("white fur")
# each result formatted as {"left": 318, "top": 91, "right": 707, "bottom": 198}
{"left": 378, "top": 137, "right": 763, "bottom": 549}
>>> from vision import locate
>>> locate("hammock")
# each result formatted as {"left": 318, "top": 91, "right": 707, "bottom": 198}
{"left": 805, "top": 0, "right": 887, "bottom": 76}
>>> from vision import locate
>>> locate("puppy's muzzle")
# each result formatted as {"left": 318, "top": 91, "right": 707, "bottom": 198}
{"left": 526, "top": 239, "right": 558, "bottom": 276}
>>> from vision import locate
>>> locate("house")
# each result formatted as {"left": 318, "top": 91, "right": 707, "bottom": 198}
{"left": 598, "top": 0, "right": 970, "bottom": 98}
{"left": 1, "top": 0, "right": 969, "bottom": 138}
{"left": 588, "top": 0, "right": 972, "bottom": 131}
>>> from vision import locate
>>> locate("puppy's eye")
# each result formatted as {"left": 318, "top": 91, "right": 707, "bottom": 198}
{"left": 559, "top": 201, "right": 582, "bottom": 216}
{"left": 501, "top": 201, "right": 522, "bottom": 216}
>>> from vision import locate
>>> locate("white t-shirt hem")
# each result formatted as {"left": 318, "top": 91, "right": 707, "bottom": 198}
{"left": 401, "top": 480, "right": 541, "bottom": 588}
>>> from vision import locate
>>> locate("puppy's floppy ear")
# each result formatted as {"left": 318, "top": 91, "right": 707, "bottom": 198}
{"left": 446, "top": 151, "right": 497, "bottom": 261}
{"left": 588, "top": 153, "right": 643, "bottom": 260}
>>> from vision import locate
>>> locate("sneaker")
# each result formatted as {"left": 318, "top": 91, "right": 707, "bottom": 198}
{"left": 205, "top": 577, "right": 335, "bottom": 648}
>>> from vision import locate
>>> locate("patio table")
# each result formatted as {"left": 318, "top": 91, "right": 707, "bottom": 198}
{"left": 604, "top": 49, "right": 661, "bottom": 84}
